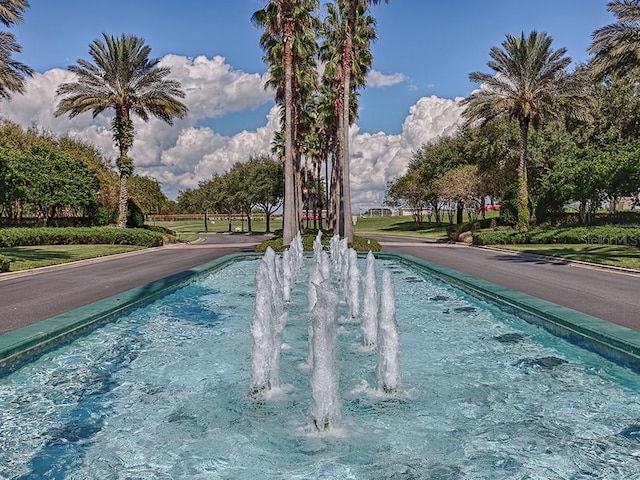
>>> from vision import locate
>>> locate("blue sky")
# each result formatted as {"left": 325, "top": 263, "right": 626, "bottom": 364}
{"left": 13, "top": 0, "right": 613, "bottom": 136}
{"left": 0, "top": 1, "right": 616, "bottom": 206}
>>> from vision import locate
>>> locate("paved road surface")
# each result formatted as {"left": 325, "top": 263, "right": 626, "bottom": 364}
{"left": 1, "top": 234, "right": 639, "bottom": 334}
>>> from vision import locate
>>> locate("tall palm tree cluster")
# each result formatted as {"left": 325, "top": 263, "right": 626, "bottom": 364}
{"left": 253, "top": 0, "right": 386, "bottom": 245}
{"left": 462, "top": 0, "right": 640, "bottom": 230}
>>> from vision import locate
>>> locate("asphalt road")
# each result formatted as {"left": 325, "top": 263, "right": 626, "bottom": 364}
{"left": 1, "top": 234, "right": 639, "bottom": 334}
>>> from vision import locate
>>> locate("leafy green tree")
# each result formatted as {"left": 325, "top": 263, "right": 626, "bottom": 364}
{"left": 434, "top": 165, "right": 485, "bottom": 223}
{"left": 0, "top": 120, "right": 120, "bottom": 218}
{"left": 538, "top": 147, "right": 610, "bottom": 223}
{"left": 176, "top": 188, "right": 202, "bottom": 214}
{"left": 462, "top": 31, "right": 588, "bottom": 229}
{"left": 384, "top": 170, "right": 428, "bottom": 227}
{"left": 129, "top": 175, "right": 170, "bottom": 216}
{"left": 199, "top": 174, "right": 238, "bottom": 233}
{"left": 587, "top": 75, "right": 640, "bottom": 147}
{"left": 1, "top": 145, "right": 100, "bottom": 225}
{"left": 245, "top": 155, "right": 284, "bottom": 233}
{"left": 55, "top": 33, "right": 188, "bottom": 228}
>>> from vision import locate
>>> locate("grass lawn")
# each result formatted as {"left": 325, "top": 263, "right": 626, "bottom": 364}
{"left": 150, "top": 218, "right": 282, "bottom": 234}
{"left": 492, "top": 244, "right": 640, "bottom": 270}
{"left": 354, "top": 216, "right": 450, "bottom": 240}
{"left": 0, "top": 245, "right": 145, "bottom": 272}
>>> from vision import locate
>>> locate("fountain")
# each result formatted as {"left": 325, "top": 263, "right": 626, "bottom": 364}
{"left": 250, "top": 234, "right": 400, "bottom": 428}
{"left": 2, "top": 239, "right": 640, "bottom": 478}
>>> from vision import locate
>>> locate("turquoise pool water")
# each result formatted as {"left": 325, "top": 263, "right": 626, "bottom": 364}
{"left": 1, "top": 257, "right": 639, "bottom": 479}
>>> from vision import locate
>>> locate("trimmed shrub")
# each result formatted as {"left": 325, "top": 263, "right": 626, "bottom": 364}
{"left": 499, "top": 182, "right": 519, "bottom": 227}
{"left": 473, "top": 225, "right": 640, "bottom": 247}
{"left": 255, "top": 237, "right": 284, "bottom": 253}
{"left": 0, "top": 254, "right": 11, "bottom": 272}
{"left": 0, "top": 227, "right": 164, "bottom": 247}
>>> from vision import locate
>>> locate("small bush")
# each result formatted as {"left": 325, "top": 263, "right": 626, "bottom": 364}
{"left": 351, "top": 235, "right": 381, "bottom": 252}
{"left": 255, "top": 237, "right": 284, "bottom": 253}
{"left": 0, "top": 254, "right": 11, "bottom": 272}
{"left": 447, "top": 218, "right": 496, "bottom": 240}
{"left": 145, "top": 224, "right": 177, "bottom": 243}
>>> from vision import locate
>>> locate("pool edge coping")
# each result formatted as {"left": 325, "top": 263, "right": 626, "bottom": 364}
{"left": 2, "top": 251, "right": 639, "bottom": 373}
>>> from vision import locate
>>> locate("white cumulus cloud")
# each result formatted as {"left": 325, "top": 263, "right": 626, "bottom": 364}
{"left": 0, "top": 54, "right": 464, "bottom": 207}
{"left": 366, "top": 69, "right": 408, "bottom": 88}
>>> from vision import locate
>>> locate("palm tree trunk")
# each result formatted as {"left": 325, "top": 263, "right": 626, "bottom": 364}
{"left": 517, "top": 117, "right": 531, "bottom": 230}
{"left": 282, "top": 19, "right": 296, "bottom": 246}
{"left": 117, "top": 173, "right": 128, "bottom": 227}
{"left": 332, "top": 126, "right": 342, "bottom": 235}
{"left": 295, "top": 151, "right": 303, "bottom": 232}
{"left": 341, "top": 2, "right": 356, "bottom": 242}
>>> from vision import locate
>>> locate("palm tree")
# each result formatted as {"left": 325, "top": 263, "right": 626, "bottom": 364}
{"left": 0, "top": 0, "right": 28, "bottom": 26}
{"left": 461, "top": 31, "right": 582, "bottom": 229}
{"left": 0, "top": 0, "right": 32, "bottom": 99}
{"left": 321, "top": 0, "right": 380, "bottom": 240}
{"left": 338, "top": 0, "right": 386, "bottom": 241}
{"left": 589, "top": 0, "right": 640, "bottom": 79}
{"left": 55, "top": 33, "right": 188, "bottom": 227}
{"left": 253, "top": 0, "right": 319, "bottom": 245}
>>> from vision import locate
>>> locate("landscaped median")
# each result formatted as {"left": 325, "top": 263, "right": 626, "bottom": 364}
{"left": 0, "top": 227, "right": 166, "bottom": 273}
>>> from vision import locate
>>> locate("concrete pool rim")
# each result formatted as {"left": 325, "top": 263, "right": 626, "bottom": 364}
{"left": 1, "top": 251, "right": 639, "bottom": 374}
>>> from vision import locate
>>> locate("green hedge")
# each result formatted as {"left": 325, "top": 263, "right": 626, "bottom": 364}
{"left": 0, "top": 254, "right": 10, "bottom": 272}
{"left": 0, "top": 227, "right": 164, "bottom": 248}
{"left": 473, "top": 226, "right": 640, "bottom": 247}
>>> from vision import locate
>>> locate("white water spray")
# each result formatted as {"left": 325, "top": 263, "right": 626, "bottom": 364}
{"left": 377, "top": 269, "right": 401, "bottom": 393}
{"left": 309, "top": 279, "right": 341, "bottom": 430}
{"left": 361, "top": 251, "right": 378, "bottom": 347}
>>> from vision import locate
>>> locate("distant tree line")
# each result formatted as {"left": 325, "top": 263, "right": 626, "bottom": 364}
{"left": 176, "top": 155, "right": 284, "bottom": 233}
